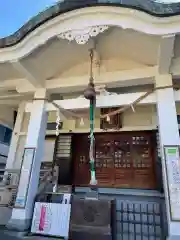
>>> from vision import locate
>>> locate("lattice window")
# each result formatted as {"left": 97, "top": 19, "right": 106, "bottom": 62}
{"left": 100, "top": 108, "right": 122, "bottom": 130}
{"left": 74, "top": 132, "right": 156, "bottom": 189}
{"left": 132, "top": 136, "right": 151, "bottom": 168}
{"left": 114, "top": 140, "right": 131, "bottom": 168}
{"left": 133, "top": 147, "right": 150, "bottom": 168}
{"left": 95, "top": 140, "right": 113, "bottom": 168}
{"left": 95, "top": 158, "right": 113, "bottom": 168}
{"left": 79, "top": 155, "right": 87, "bottom": 166}
{"left": 132, "top": 136, "right": 149, "bottom": 145}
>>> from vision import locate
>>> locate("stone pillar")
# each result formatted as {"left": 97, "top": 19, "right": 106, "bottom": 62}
{"left": 7, "top": 89, "right": 48, "bottom": 231}
{"left": 155, "top": 74, "right": 180, "bottom": 239}
{"left": 5, "top": 102, "right": 25, "bottom": 169}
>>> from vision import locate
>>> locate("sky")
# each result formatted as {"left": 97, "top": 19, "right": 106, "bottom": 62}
{"left": 0, "top": 0, "right": 58, "bottom": 38}
{"left": 0, "top": 0, "right": 179, "bottom": 38}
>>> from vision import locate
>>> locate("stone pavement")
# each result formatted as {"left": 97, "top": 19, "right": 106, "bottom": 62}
{"left": 0, "top": 229, "right": 64, "bottom": 240}
{"left": 0, "top": 230, "right": 22, "bottom": 240}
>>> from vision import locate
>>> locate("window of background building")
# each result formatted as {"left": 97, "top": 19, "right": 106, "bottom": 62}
{"left": 0, "top": 124, "right": 12, "bottom": 145}
{"left": 0, "top": 163, "right": 6, "bottom": 181}
{"left": 177, "top": 115, "right": 180, "bottom": 125}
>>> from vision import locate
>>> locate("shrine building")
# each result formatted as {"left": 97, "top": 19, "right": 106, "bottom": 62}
{"left": 0, "top": 1, "right": 180, "bottom": 239}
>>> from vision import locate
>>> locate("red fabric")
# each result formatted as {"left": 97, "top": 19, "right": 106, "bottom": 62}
{"left": 39, "top": 205, "right": 46, "bottom": 231}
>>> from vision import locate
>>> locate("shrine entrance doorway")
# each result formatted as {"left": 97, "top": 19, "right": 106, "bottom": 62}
{"left": 73, "top": 131, "right": 157, "bottom": 189}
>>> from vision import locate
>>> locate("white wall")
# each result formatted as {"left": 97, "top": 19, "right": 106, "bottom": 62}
{"left": 5, "top": 103, "right": 158, "bottom": 169}
{"left": 42, "top": 139, "right": 56, "bottom": 162}
{"left": 13, "top": 135, "right": 56, "bottom": 168}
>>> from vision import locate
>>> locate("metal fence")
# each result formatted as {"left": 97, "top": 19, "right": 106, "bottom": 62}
{"left": 117, "top": 200, "right": 166, "bottom": 240}
{"left": 75, "top": 188, "right": 167, "bottom": 240}
{"left": 0, "top": 167, "right": 59, "bottom": 207}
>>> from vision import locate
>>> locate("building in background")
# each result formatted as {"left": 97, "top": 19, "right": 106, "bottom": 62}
{"left": 0, "top": 124, "right": 12, "bottom": 180}
{"left": 0, "top": 109, "right": 14, "bottom": 181}
{"left": 0, "top": 1, "right": 180, "bottom": 239}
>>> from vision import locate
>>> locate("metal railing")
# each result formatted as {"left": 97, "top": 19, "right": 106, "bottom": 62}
{"left": 0, "top": 166, "right": 59, "bottom": 208}
{"left": 38, "top": 166, "right": 59, "bottom": 194}
{"left": 0, "top": 169, "right": 20, "bottom": 207}
{"left": 0, "top": 169, "right": 20, "bottom": 188}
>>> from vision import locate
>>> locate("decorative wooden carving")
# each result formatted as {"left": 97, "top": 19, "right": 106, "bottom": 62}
{"left": 59, "top": 25, "right": 109, "bottom": 45}
{"left": 100, "top": 108, "right": 122, "bottom": 130}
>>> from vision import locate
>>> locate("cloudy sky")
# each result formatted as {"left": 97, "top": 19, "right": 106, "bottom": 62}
{"left": 0, "top": 0, "right": 179, "bottom": 38}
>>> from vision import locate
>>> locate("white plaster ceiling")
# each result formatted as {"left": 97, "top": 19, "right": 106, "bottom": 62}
{"left": 21, "top": 37, "right": 90, "bottom": 80}
{"left": 0, "top": 27, "right": 163, "bottom": 83}
{"left": 97, "top": 28, "right": 160, "bottom": 66}
{"left": 0, "top": 62, "right": 23, "bottom": 81}
{"left": 18, "top": 27, "right": 160, "bottom": 80}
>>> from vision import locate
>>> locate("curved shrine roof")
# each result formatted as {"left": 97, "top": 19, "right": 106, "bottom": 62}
{"left": 1, "top": 0, "right": 180, "bottom": 48}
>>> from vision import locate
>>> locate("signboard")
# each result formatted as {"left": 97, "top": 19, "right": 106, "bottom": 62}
{"left": 164, "top": 145, "right": 180, "bottom": 221}
{"left": 31, "top": 202, "right": 71, "bottom": 238}
{"left": 15, "top": 148, "right": 36, "bottom": 208}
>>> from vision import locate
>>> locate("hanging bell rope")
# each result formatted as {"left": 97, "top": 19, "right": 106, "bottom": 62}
{"left": 55, "top": 109, "right": 61, "bottom": 136}
{"left": 33, "top": 97, "right": 81, "bottom": 119}
{"left": 84, "top": 48, "right": 97, "bottom": 186}
{"left": 100, "top": 84, "right": 176, "bottom": 119}
{"left": 33, "top": 83, "right": 180, "bottom": 128}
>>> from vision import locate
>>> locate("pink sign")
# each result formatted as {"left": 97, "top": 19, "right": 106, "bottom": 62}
{"left": 39, "top": 205, "right": 46, "bottom": 231}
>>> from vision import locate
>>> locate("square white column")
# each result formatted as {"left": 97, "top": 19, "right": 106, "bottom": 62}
{"left": 156, "top": 74, "right": 180, "bottom": 239}
{"left": 7, "top": 89, "right": 48, "bottom": 231}
{"left": 5, "top": 102, "right": 26, "bottom": 169}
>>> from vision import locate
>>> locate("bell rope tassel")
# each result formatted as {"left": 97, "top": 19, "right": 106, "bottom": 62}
{"left": 89, "top": 100, "right": 97, "bottom": 185}
{"left": 56, "top": 110, "right": 61, "bottom": 136}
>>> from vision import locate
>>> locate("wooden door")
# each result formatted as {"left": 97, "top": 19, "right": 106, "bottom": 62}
{"left": 113, "top": 135, "right": 133, "bottom": 188}
{"left": 73, "top": 132, "right": 156, "bottom": 189}
{"left": 95, "top": 136, "right": 114, "bottom": 186}
{"left": 73, "top": 135, "right": 90, "bottom": 185}
{"left": 131, "top": 133, "right": 156, "bottom": 189}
